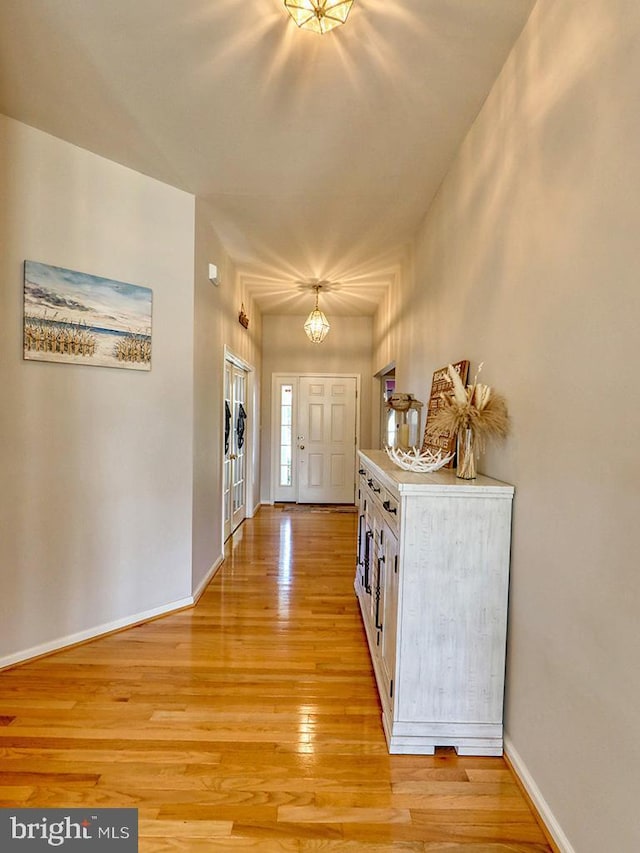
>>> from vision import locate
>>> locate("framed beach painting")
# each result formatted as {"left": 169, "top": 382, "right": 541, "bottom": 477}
{"left": 23, "top": 261, "right": 152, "bottom": 371}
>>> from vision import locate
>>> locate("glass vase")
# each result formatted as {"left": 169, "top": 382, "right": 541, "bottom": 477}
{"left": 456, "top": 427, "right": 477, "bottom": 479}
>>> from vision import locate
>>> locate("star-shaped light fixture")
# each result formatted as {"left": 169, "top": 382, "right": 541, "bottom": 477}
{"left": 284, "top": 1, "right": 355, "bottom": 35}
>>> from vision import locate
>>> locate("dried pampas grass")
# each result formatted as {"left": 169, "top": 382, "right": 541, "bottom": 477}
{"left": 426, "top": 363, "right": 510, "bottom": 451}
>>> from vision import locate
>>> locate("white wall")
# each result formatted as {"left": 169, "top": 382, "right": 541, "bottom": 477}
{"left": 0, "top": 116, "right": 196, "bottom": 665}
{"left": 374, "top": 2, "right": 640, "bottom": 851}
{"left": 260, "top": 314, "right": 373, "bottom": 503}
{"left": 192, "top": 198, "right": 262, "bottom": 593}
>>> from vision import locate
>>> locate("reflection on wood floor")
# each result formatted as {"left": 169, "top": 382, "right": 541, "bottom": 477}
{"left": 0, "top": 506, "right": 552, "bottom": 851}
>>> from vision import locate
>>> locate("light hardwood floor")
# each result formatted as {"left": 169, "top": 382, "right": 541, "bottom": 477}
{"left": 0, "top": 506, "right": 552, "bottom": 852}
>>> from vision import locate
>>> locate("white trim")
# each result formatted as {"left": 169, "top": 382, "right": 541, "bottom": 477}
{"left": 0, "top": 595, "right": 194, "bottom": 671}
{"left": 193, "top": 554, "right": 224, "bottom": 603}
{"left": 375, "top": 360, "right": 396, "bottom": 450}
{"left": 271, "top": 374, "right": 299, "bottom": 504}
{"left": 223, "top": 347, "right": 256, "bottom": 543}
{"left": 223, "top": 345, "right": 252, "bottom": 373}
{"left": 504, "top": 735, "right": 576, "bottom": 853}
{"left": 374, "top": 360, "right": 396, "bottom": 378}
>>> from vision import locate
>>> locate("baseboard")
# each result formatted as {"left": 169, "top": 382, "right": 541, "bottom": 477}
{"left": 504, "top": 735, "right": 576, "bottom": 853}
{"left": 192, "top": 554, "right": 224, "bottom": 603}
{"left": 0, "top": 595, "right": 194, "bottom": 672}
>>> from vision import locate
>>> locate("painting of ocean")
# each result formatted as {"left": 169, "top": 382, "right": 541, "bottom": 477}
{"left": 23, "top": 261, "right": 152, "bottom": 371}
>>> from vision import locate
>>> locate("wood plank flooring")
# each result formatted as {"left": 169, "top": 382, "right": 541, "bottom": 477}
{"left": 0, "top": 506, "right": 552, "bottom": 852}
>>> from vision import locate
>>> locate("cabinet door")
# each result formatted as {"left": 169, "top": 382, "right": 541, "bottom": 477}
{"left": 355, "top": 475, "right": 367, "bottom": 594}
{"left": 356, "top": 502, "right": 377, "bottom": 638}
{"left": 371, "top": 503, "right": 387, "bottom": 643}
{"left": 380, "top": 524, "right": 399, "bottom": 706}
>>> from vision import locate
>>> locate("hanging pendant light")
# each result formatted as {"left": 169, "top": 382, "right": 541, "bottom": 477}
{"left": 304, "top": 285, "right": 330, "bottom": 343}
{"left": 284, "top": 0, "right": 355, "bottom": 35}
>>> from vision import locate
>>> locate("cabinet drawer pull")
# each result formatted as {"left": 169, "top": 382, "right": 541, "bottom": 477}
{"left": 375, "top": 558, "right": 383, "bottom": 630}
{"left": 363, "top": 530, "right": 373, "bottom": 594}
{"left": 383, "top": 500, "right": 397, "bottom": 515}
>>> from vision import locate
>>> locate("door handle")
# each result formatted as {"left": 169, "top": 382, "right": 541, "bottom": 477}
{"left": 299, "top": 445, "right": 305, "bottom": 450}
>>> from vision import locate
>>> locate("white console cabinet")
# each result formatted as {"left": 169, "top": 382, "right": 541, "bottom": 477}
{"left": 355, "top": 450, "right": 514, "bottom": 755}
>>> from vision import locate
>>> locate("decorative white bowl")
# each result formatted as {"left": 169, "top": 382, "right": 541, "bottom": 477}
{"left": 385, "top": 445, "right": 454, "bottom": 473}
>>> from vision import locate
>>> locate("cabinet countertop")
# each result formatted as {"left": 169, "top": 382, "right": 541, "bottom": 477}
{"left": 358, "top": 450, "right": 514, "bottom": 497}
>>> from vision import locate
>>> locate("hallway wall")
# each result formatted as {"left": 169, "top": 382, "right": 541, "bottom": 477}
{"left": 0, "top": 116, "right": 196, "bottom": 666}
{"left": 192, "top": 198, "right": 262, "bottom": 593}
{"left": 373, "top": 2, "right": 640, "bottom": 851}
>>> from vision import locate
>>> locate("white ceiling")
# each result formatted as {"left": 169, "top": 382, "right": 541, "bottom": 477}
{"left": 0, "top": 0, "right": 535, "bottom": 315}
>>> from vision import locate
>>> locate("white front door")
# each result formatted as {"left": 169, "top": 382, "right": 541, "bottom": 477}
{"left": 224, "top": 359, "right": 249, "bottom": 540}
{"left": 271, "top": 374, "right": 358, "bottom": 505}
{"left": 297, "top": 376, "right": 357, "bottom": 504}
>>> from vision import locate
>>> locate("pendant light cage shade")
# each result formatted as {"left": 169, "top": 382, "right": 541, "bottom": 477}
{"left": 304, "top": 286, "right": 331, "bottom": 343}
{"left": 284, "top": 0, "right": 354, "bottom": 35}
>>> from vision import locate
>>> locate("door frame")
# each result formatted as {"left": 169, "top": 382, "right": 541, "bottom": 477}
{"left": 223, "top": 346, "right": 256, "bottom": 542}
{"left": 375, "top": 360, "right": 396, "bottom": 450}
{"left": 269, "top": 372, "right": 361, "bottom": 505}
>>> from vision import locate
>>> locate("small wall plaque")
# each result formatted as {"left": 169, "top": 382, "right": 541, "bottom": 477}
{"left": 421, "top": 359, "right": 469, "bottom": 466}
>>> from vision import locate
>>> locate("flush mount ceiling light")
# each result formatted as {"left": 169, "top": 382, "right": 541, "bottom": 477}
{"left": 303, "top": 284, "right": 330, "bottom": 343}
{"left": 284, "top": 0, "right": 355, "bottom": 35}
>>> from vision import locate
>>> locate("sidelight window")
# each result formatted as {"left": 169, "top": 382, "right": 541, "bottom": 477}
{"left": 279, "top": 384, "right": 293, "bottom": 487}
